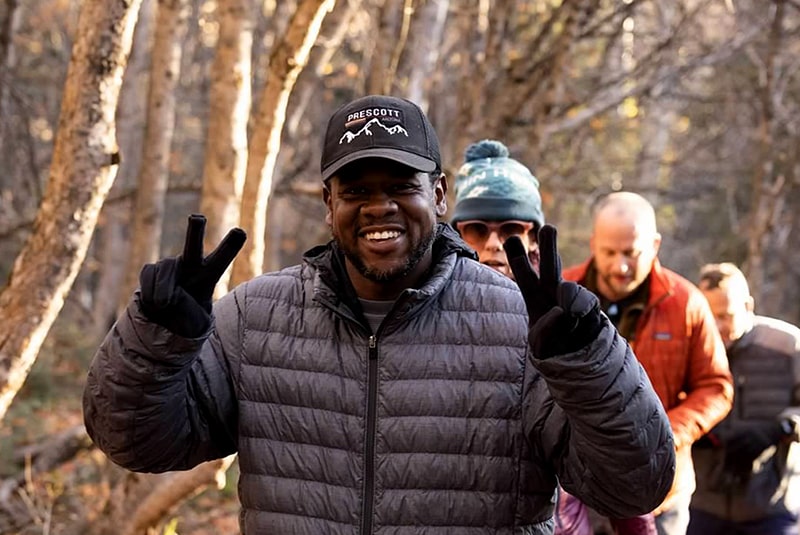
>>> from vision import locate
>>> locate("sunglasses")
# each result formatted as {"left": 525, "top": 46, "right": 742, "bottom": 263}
{"left": 455, "top": 220, "right": 534, "bottom": 243}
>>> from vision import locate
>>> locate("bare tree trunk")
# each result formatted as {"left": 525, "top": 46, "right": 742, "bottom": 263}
{"left": 96, "top": 0, "right": 155, "bottom": 336}
{"left": 747, "top": 0, "right": 785, "bottom": 303}
{"left": 452, "top": 0, "right": 485, "bottom": 160}
{"left": 0, "top": 0, "right": 22, "bottom": 156}
{"left": 93, "top": 5, "right": 245, "bottom": 527}
{"left": 121, "top": 456, "right": 237, "bottom": 535}
{"left": 0, "top": 0, "right": 142, "bottom": 421}
{"left": 93, "top": 209, "right": 130, "bottom": 339}
{"left": 633, "top": 2, "right": 678, "bottom": 204}
{"left": 230, "top": 0, "right": 335, "bottom": 286}
{"left": 285, "top": 0, "right": 356, "bottom": 138}
{"left": 120, "top": 0, "right": 191, "bottom": 302}
{"left": 502, "top": 1, "right": 587, "bottom": 159}
{"left": 396, "top": 0, "right": 450, "bottom": 110}
{"left": 268, "top": 0, "right": 356, "bottom": 273}
{"left": 199, "top": 0, "right": 254, "bottom": 296}
{"left": 383, "top": 0, "right": 414, "bottom": 94}
{"left": 635, "top": 106, "right": 674, "bottom": 198}
{"left": 364, "top": 0, "right": 394, "bottom": 94}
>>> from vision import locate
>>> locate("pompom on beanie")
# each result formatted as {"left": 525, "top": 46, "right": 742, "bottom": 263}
{"left": 450, "top": 139, "right": 544, "bottom": 228}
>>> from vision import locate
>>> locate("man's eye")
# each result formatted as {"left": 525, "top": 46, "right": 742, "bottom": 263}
{"left": 342, "top": 187, "right": 366, "bottom": 195}
{"left": 393, "top": 183, "right": 415, "bottom": 192}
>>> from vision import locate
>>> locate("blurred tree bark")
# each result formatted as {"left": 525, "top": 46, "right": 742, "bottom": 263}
{"left": 394, "top": 0, "right": 449, "bottom": 110}
{"left": 68, "top": 455, "right": 237, "bottom": 535}
{"left": 364, "top": 0, "right": 397, "bottom": 94}
{"left": 231, "top": 0, "right": 335, "bottom": 285}
{"left": 633, "top": 3, "right": 679, "bottom": 205}
{"left": 0, "top": 0, "right": 30, "bottom": 231}
{"left": 94, "top": 0, "right": 155, "bottom": 338}
{"left": 0, "top": 0, "right": 21, "bottom": 157}
{"left": 199, "top": 0, "right": 254, "bottom": 297}
{"left": 267, "top": 0, "right": 356, "bottom": 272}
{"left": 0, "top": 0, "right": 142, "bottom": 421}
{"left": 120, "top": 0, "right": 191, "bottom": 302}
{"left": 745, "top": 0, "right": 787, "bottom": 303}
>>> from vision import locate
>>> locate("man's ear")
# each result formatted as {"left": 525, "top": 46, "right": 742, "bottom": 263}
{"left": 322, "top": 184, "right": 332, "bottom": 226}
{"left": 434, "top": 173, "right": 448, "bottom": 217}
{"left": 653, "top": 232, "right": 663, "bottom": 255}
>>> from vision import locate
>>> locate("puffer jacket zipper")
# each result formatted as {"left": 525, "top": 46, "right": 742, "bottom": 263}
{"left": 314, "top": 286, "right": 409, "bottom": 534}
{"left": 362, "top": 335, "right": 379, "bottom": 534}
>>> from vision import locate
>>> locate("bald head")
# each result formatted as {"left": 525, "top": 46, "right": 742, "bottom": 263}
{"left": 593, "top": 192, "right": 658, "bottom": 237}
{"left": 589, "top": 191, "right": 661, "bottom": 301}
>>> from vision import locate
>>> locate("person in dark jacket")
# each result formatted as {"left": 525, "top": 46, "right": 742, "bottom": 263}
{"left": 689, "top": 262, "right": 800, "bottom": 535}
{"left": 83, "top": 95, "right": 675, "bottom": 534}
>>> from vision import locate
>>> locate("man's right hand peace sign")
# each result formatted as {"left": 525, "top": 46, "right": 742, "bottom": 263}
{"left": 503, "top": 224, "right": 604, "bottom": 359}
{"left": 139, "top": 214, "right": 247, "bottom": 338}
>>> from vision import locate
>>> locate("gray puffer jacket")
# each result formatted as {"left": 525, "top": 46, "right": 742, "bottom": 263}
{"left": 84, "top": 225, "right": 674, "bottom": 534}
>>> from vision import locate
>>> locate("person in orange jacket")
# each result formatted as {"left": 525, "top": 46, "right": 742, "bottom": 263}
{"left": 561, "top": 191, "right": 733, "bottom": 535}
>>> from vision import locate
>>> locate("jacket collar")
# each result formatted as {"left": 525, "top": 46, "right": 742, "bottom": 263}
{"left": 572, "top": 256, "right": 675, "bottom": 308}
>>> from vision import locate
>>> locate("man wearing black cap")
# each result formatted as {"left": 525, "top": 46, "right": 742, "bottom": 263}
{"left": 84, "top": 95, "right": 676, "bottom": 534}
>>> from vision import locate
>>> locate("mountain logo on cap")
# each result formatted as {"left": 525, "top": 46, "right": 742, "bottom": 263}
{"left": 339, "top": 117, "right": 409, "bottom": 144}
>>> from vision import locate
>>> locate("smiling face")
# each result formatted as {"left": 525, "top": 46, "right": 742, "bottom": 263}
{"left": 323, "top": 158, "right": 447, "bottom": 300}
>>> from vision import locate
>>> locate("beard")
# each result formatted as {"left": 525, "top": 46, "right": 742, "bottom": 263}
{"left": 335, "top": 223, "right": 437, "bottom": 283}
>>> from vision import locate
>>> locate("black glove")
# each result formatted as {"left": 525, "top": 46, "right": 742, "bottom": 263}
{"left": 139, "top": 214, "right": 247, "bottom": 338}
{"left": 724, "top": 420, "right": 787, "bottom": 470}
{"left": 504, "top": 225, "right": 604, "bottom": 359}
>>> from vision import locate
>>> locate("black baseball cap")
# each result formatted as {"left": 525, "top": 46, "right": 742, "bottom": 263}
{"left": 320, "top": 95, "right": 441, "bottom": 181}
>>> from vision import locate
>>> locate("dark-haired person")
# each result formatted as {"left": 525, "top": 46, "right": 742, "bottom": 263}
{"left": 83, "top": 96, "right": 675, "bottom": 534}
{"left": 689, "top": 262, "right": 800, "bottom": 535}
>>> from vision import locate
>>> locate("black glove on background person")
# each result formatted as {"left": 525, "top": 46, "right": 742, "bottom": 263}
{"left": 139, "top": 214, "right": 247, "bottom": 338}
{"left": 724, "top": 420, "right": 789, "bottom": 470}
{"left": 504, "top": 225, "right": 604, "bottom": 359}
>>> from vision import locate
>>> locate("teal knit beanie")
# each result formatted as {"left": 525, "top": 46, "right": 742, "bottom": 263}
{"left": 451, "top": 140, "right": 544, "bottom": 228}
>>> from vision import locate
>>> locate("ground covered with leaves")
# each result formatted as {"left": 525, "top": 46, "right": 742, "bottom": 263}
{"left": 0, "top": 306, "right": 241, "bottom": 535}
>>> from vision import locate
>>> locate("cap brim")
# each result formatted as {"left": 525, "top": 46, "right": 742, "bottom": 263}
{"left": 322, "top": 148, "right": 438, "bottom": 181}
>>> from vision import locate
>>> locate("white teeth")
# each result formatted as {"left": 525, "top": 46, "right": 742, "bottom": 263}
{"left": 365, "top": 230, "right": 400, "bottom": 240}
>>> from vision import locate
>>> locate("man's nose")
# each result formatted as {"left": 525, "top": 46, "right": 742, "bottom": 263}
{"left": 362, "top": 192, "right": 398, "bottom": 216}
{"left": 614, "top": 257, "right": 630, "bottom": 274}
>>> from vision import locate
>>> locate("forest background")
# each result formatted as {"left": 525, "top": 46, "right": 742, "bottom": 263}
{"left": 1, "top": 0, "right": 799, "bottom": 533}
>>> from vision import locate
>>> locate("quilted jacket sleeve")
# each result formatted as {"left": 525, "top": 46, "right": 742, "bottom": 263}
{"left": 524, "top": 320, "right": 676, "bottom": 517}
{"left": 82, "top": 289, "right": 243, "bottom": 473}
